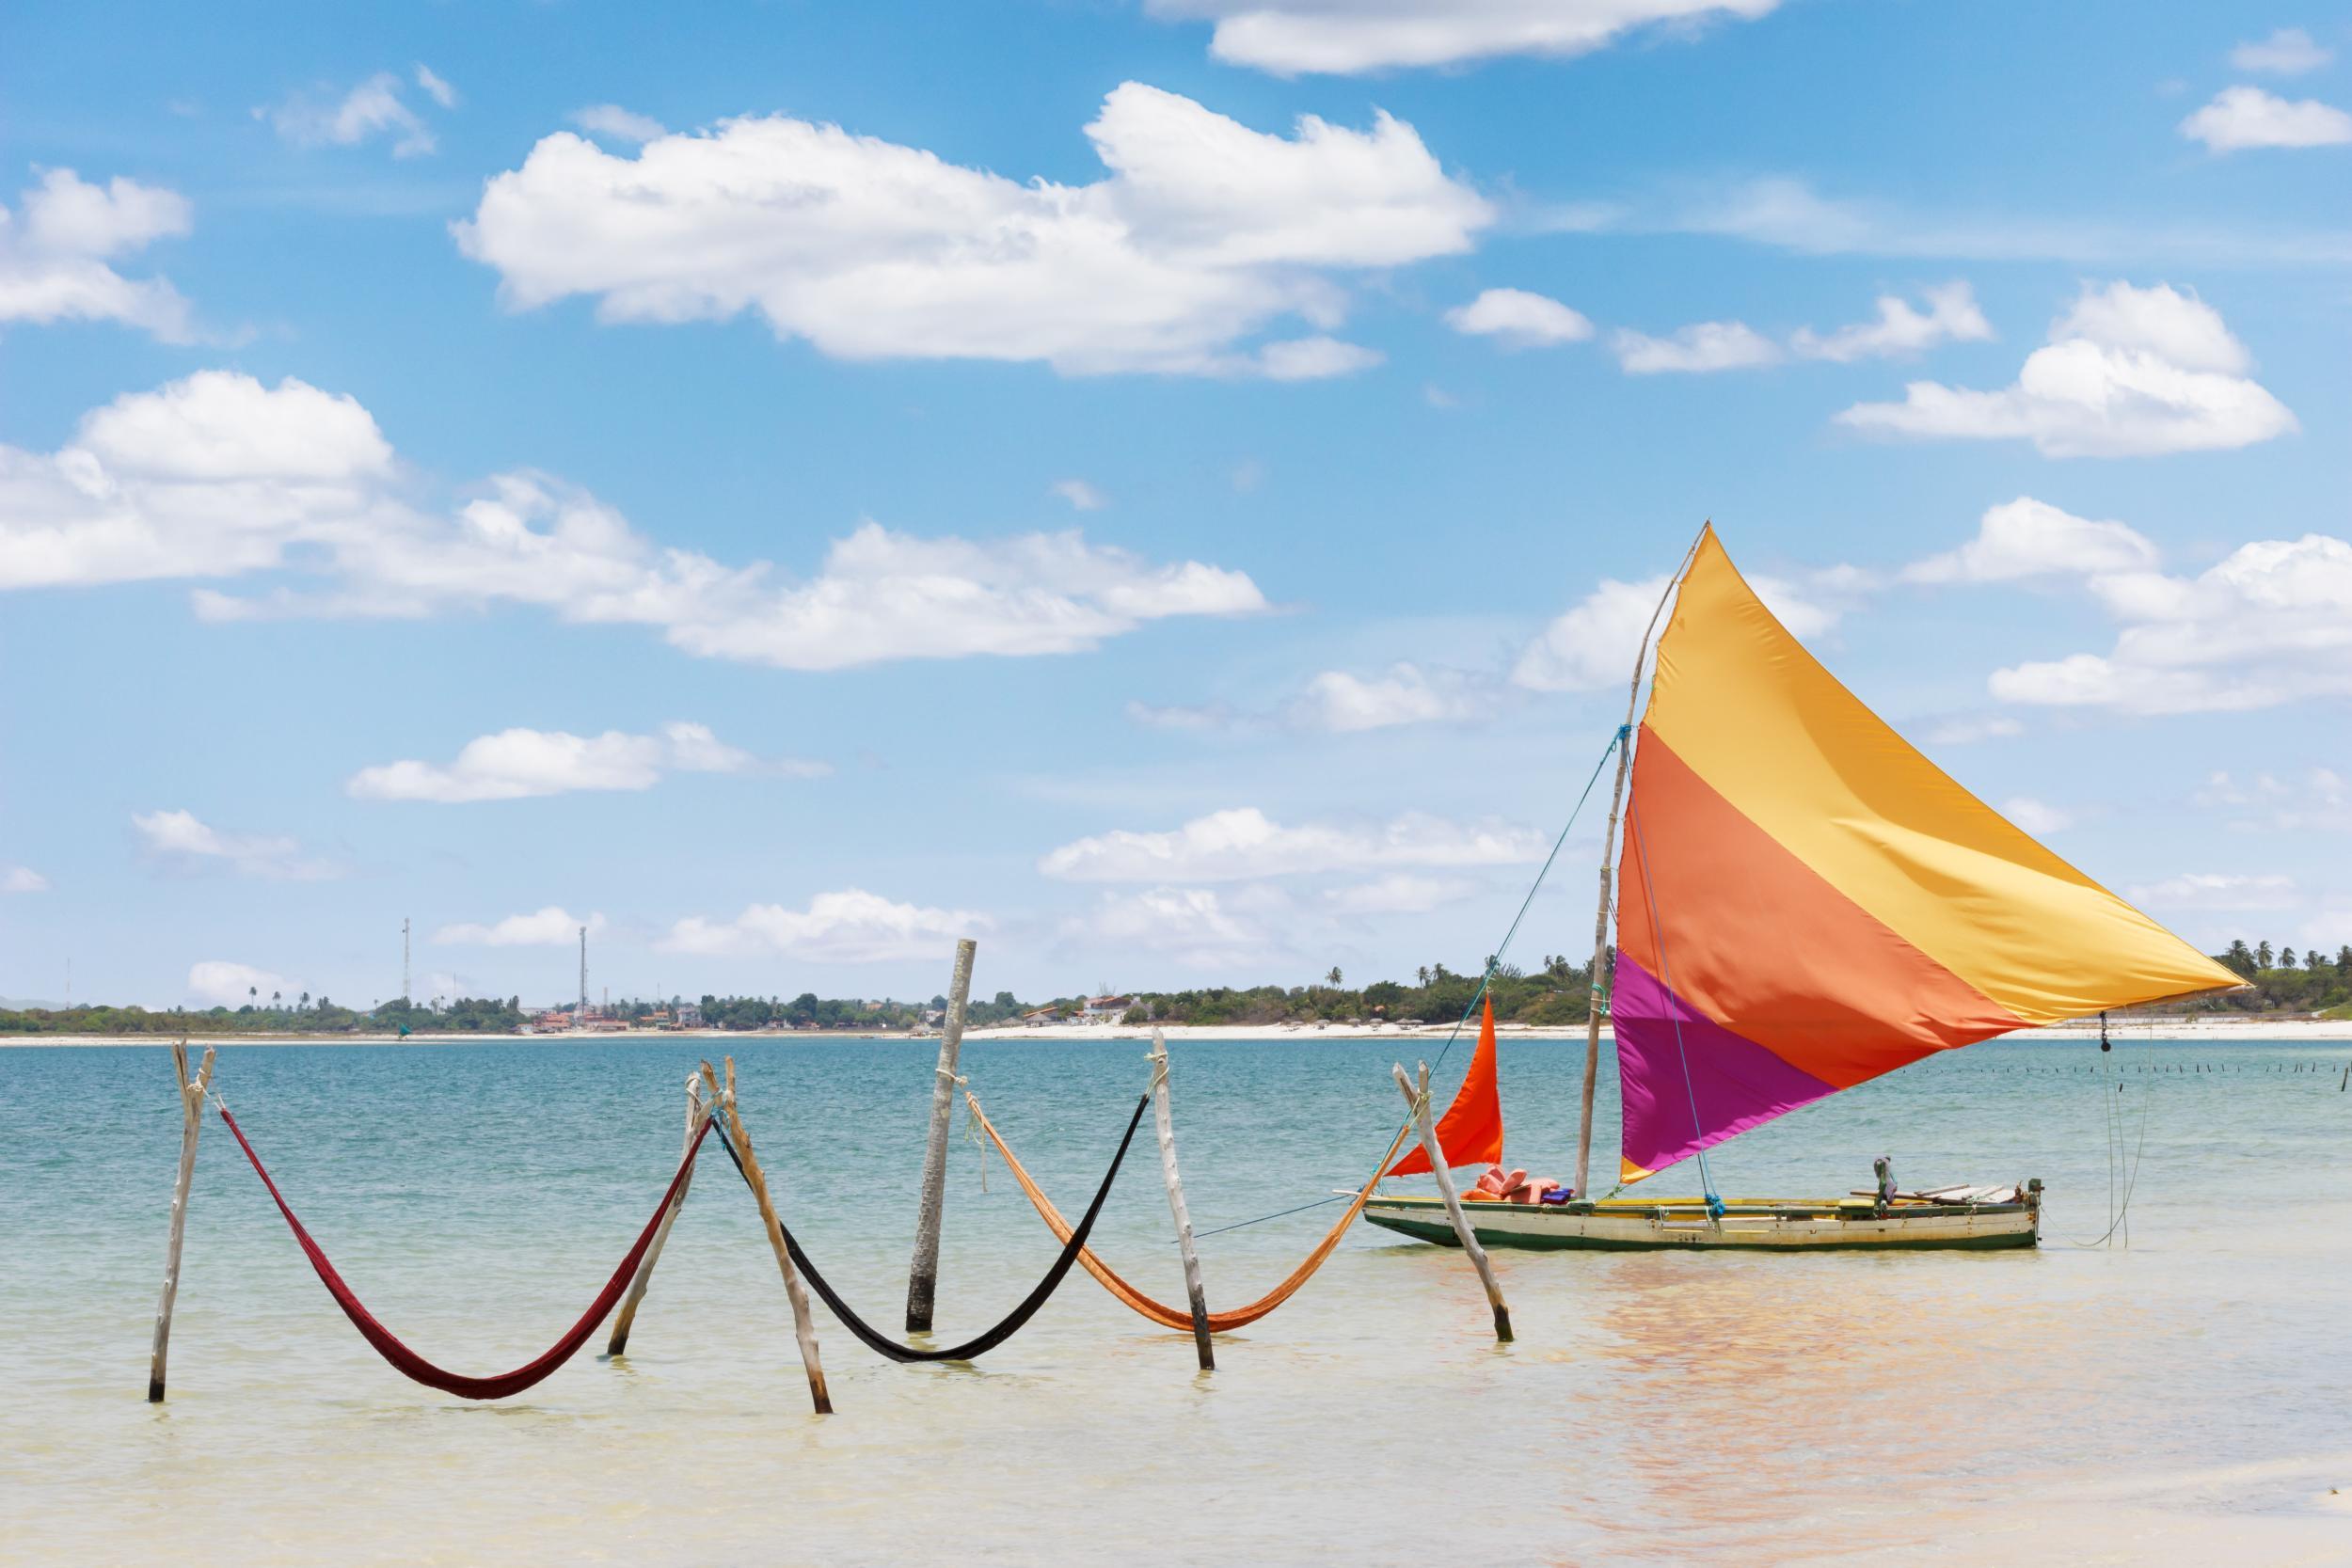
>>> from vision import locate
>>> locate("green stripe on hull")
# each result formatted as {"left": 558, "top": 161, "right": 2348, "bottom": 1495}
{"left": 1361, "top": 1212, "right": 2039, "bottom": 1253}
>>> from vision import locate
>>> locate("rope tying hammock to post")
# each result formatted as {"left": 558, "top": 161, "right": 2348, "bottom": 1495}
{"left": 965, "top": 1091, "right": 1412, "bottom": 1334}
{"left": 216, "top": 1105, "right": 712, "bottom": 1401}
{"left": 707, "top": 1094, "right": 1150, "bottom": 1363}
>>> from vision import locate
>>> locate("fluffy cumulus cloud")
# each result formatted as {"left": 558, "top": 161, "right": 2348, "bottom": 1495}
{"left": 1989, "top": 533, "right": 2352, "bottom": 714}
{"left": 456, "top": 83, "right": 1489, "bottom": 377}
{"left": 1902, "top": 497, "right": 2158, "bottom": 585}
{"left": 1999, "top": 797, "right": 2072, "bottom": 835}
{"left": 1444, "top": 287, "right": 1593, "bottom": 348}
{"left": 265, "top": 67, "right": 455, "bottom": 157}
{"left": 434, "top": 907, "right": 604, "bottom": 946}
{"left": 2179, "top": 86, "right": 2352, "bottom": 152}
{"left": 1324, "top": 872, "right": 1477, "bottom": 914}
{"left": 132, "top": 809, "right": 339, "bottom": 880}
{"left": 3, "top": 865, "right": 49, "bottom": 894}
{"left": 1611, "top": 320, "right": 1780, "bottom": 374}
{"left": 660, "top": 890, "right": 988, "bottom": 963}
{"left": 1512, "top": 562, "right": 1855, "bottom": 690}
{"left": 1050, "top": 479, "right": 1107, "bottom": 512}
{"left": 1836, "top": 281, "right": 2296, "bottom": 456}
{"left": 0, "top": 372, "right": 1266, "bottom": 667}
{"left": 0, "top": 167, "right": 195, "bottom": 341}
{"left": 348, "top": 721, "right": 818, "bottom": 803}
{"left": 1289, "top": 663, "right": 1495, "bottom": 731}
{"left": 2198, "top": 769, "right": 2351, "bottom": 833}
{"left": 1613, "top": 283, "right": 1991, "bottom": 374}
{"left": 2231, "top": 28, "right": 2332, "bottom": 76}
{"left": 188, "top": 960, "right": 299, "bottom": 1007}
{"left": 1144, "top": 0, "right": 1780, "bottom": 74}
{"left": 1040, "top": 806, "right": 1543, "bottom": 882}
{"left": 570, "top": 104, "right": 666, "bottom": 143}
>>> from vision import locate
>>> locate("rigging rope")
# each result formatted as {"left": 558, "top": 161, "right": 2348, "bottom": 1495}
{"left": 967, "top": 1091, "right": 1414, "bottom": 1334}
{"left": 216, "top": 1104, "right": 711, "bottom": 1401}
{"left": 707, "top": 1095, "right": 1149, "bottom": 1363}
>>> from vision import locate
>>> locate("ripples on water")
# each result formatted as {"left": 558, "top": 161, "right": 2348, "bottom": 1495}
{"left": 4, "top": 1035, "right": 2349, "bottom": 1565}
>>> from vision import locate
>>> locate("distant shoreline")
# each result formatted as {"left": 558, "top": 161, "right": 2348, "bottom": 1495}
{"left": 7, "top": 1017, "right": 2351, "bottom": 1048}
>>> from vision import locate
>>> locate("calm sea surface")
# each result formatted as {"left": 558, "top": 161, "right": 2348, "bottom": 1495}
{"left": 5, "top": 1034, "right": 2349, "bottom": 1566}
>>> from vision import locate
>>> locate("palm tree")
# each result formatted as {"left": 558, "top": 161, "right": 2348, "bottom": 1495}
{"left": 247, "top": 984, "right": 258, "bottom": 1006}
{"left": 271, "top": 990, "right": 282, "bottom": 1010}
{"left": 2255, "top": 941, "right": 2273, "bottom": 969}
{"left": 298, "top": 990, "right": 311, "bottom": 1010}
{"left": 1326, "top": 966, "right": 1343, "bottom": 988}
{"left": 2279, "top": 948, "right": 2298, "bottom": 971}
{"left": 1416, "top": 966, "right": 1431, "bottom": 987}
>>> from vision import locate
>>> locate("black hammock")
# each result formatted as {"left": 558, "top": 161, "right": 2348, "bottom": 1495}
{"left": 710, "top": 1093, "right": 1147, "bottom": 1363}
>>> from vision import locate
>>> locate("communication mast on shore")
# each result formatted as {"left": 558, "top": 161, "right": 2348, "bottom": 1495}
{"left": 402, "top": 918, "right": 411, "bottom": 1004}
{"left": 578, "top": 926, "right": 589, "bottom": 1018}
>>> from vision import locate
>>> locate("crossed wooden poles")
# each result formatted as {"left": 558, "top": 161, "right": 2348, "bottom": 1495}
{"left": 145, "top": 964, "right": 1512, "bottom": 1406}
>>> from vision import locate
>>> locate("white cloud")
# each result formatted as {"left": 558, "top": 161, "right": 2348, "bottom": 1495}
{"left": 1902, "top": 498, "right": 2158, "bottom": 585}
{"left": 188, "top": 960, "right": 298, "bottom": 1007}
{"left": 1512, "top": 562, "right": 1851, "bottom": 690}
{"left": 2231, "top": 28, "right": 2332, "bottom": 75}
{"left": 570, "top": 104, "right": 666, "bottom": 143}
{"left": 1444, "top": 287, "right": 1593, "bottom": 348}
{"left": 1836, "top": 281, "right": 2296, "bottom": 457}
{"left": 1051, "top": 479, "right": 1108, "bottom": 512}
{"left": 434, "top": 907, "right": 605, "bottom": 946}
{"left": 347, "top": 721, "right": 812, "bottom": 803}
{"left": 2125, "top": 873, "right": 2299, "bottom": 912}
{"left": 1325, "top": 873, "right": 1477, "bottom": 914}
{"left": 2198, "top": 768, "right": 2351, "bottom": 832}
{"left": 1145, "top": 0, "right": 1780, "bottom": 74}
{"left": 3, "top": 865, "right": 49, "bottom": 894}
{"left": 1788, "top": 282, "right": 1993, "bottom": 362}
{"left": 3, "top": 373, "right": 1266, "bottom": 667}
{"left": 132, "top": 808, "right": 338, "bottom": 880}
{"left": 1126, "top": 698, "right": 1234, "bottom": 730}
{"left": 1041, "top": 805, "right": 1544, "bottom": 882}
{"left": 659, "top": 889, "right": 988, "bottom": 963}
{"left": 457, "top": 83, "right": 1490, "bottom": 377}
{"left": 1991, "top": 534, "right": 2352, "bottom": 714}
{"left": 1921, "top": 714, "right": 2023, "bottom": 746}
{"left": 2180, "top": 86, "right": 2352, "bottom": 151}
{"left": 0, "top": 168, "right": 195, "bottom": 341}
{"left": 1611, "top": 320, "right": 1781, "bottom": 374}
{"left": 2000, "top": 797, "right": 2072, "bottom": 835}
{"left": 266, "top": 71, "right": 447, "bottom": 157}
{"left": 1073, "top": 886, "right": 1275, "bottom": 968}
{"left": 413, "top": 65, "right": 458, "bottom": 110}
{"left": 1253, "top": 335, "right": 1385, "bottom": 380}
{"left": 1290, "top": 663, "right": 1494, "bottom": 731}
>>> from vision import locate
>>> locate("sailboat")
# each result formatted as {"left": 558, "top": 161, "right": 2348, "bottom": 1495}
{"left": 1361, "top": 527, "right": 2241, "bottom": 1251}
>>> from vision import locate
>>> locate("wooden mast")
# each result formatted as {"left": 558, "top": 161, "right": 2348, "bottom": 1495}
{"left": 606, "top": 1070, "right": 710, "bottom": 1356}
{"left": 1147, "top": 1031, "right": 1214, "bottom": 1371}
{"left": 1573, "top": 524, "right": 1708, "bottom": 1200}
{"left": 906, "top": 937, "right": 976, "bottom": 1334}
{"left": 148, "top": 1036, "right": 216, "bottom": 1402}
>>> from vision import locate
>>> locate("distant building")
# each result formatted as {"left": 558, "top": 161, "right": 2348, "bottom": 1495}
{"left": 1020, "top": 1006, "right": 1062, "bottom": 1026}
{"left": 1082, "top": 995, "right": 1133, "bottom": 1019}
{"left": 675, "top": 1003, "right": 703, "bottom": 1028}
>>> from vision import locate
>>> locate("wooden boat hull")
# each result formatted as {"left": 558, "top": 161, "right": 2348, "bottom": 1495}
{"left": 1359, "top": 1193, "right": 2040, "bottom": 1251}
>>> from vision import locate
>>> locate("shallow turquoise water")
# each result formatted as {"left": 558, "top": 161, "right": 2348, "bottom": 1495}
{"left": 4, "top": 1034, "right": 2349, "bottom": 1565}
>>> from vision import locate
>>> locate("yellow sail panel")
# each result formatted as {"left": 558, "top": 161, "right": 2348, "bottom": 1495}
{"left": 1643, "top": 529, "right": 2239, "bottom": 1025}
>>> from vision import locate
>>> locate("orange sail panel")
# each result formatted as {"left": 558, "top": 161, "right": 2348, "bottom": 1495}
{"left": 1613, "top": 528, "right": 2242, "bottom": 1181}
{"left": 1388, "top": 995, "right": 1503, "bottom": 1176}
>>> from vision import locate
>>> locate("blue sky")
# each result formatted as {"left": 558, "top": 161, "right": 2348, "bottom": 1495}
{"left": 3, "top": 0, "right": 2347, "bottom": 1011}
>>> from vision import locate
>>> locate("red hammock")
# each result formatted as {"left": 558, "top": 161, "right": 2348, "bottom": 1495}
{"left": 218, "top": 1105, "right": 710, "bottom": 1401}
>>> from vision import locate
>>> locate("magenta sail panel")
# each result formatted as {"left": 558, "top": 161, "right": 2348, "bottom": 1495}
{"left": 1612, "top": 953, "right": 1836, "bottom": 1178}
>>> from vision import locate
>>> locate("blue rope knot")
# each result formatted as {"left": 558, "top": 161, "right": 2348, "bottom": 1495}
{"left": 1704, "top": 1192, "right": 1725, "bottom": 1221}
{"left": 1616, "top": 722, "right": 1633, "bottom": 742}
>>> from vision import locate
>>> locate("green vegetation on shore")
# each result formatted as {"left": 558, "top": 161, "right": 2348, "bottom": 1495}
{"left": 5, "top": 941, "right": 2345, "bottom": 1037}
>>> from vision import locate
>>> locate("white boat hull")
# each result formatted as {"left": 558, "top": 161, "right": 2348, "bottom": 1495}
{"left": 1359, "top": 1192, "right": 2041, "bottom": 1251}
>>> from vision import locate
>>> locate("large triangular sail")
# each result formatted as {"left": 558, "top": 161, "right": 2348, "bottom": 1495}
{"left": 1611, "top": 529, "right": 2240, "bottom": 1182}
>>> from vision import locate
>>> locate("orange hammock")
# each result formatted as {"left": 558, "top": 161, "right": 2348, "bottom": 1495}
{"left": 965, "top": 1090, "right": 1410, "bottom": 1334}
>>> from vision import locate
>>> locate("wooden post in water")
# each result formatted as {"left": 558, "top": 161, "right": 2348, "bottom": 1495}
{"left": 1147, "top": 1031, "right": 1214, "bottom": 1371}
{"left": 1394, "top": 1060, "right": 1511, "bottom": 1343}
{"left": 149, "top": 1037, "right": 216, "bottom": 1402}
{"left": 607, "top": 1070, "right": 710, "bottom": 1355}
{"left": 906, "top": 937, "right": 977, "bottom": 1334}
{"left": 1574, "top": 527, "right": 1703, "bottom": 1201}
{"left": 705, "top": 1058, "right": 832, "bottom": 1415}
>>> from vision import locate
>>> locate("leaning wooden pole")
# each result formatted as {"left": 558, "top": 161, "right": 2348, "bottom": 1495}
{"left": 149, "top": 1037, "right": 216, "bottom": 1402}
{"left": 607, "top": 1070, "right": 710, "bottom": 1355}
{"left": 705, "top": 1058, "right": 832, "bottom": 1415}
{"left": 1394, "top": 1060, "right": 1511, "bottom": 1343}
{"left": 1147, "top": 1031, "right": 1214, "bottom": 1371}
{"left": 1574, "top": 523, "right": 1708, "bottom": 1201}
{"left": 906, "top": 936, "right": 977, "bottom": 1333}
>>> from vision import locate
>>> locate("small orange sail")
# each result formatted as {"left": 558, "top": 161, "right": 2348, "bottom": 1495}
{"left": 1387, "top": 994, "right": 1504, "bottom": 1176}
